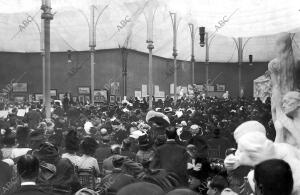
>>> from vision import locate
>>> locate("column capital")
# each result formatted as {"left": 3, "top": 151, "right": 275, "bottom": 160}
{"left": 191, "top": 55, "right": 195, "bottom": 62}
{"left": 41, "top": 5, "right": 53, "bottom": 20}
{"left": 172, "top": 48, "right": 177, "bottom": 57}
{"left": 147, "top": 40, "right": 154, "bottom": 50}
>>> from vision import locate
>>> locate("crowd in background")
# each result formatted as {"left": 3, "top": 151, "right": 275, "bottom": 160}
{"left": 0, "top": 94, "right": 279, "bottom": 195}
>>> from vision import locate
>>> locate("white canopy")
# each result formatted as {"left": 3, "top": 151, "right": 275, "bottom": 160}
{"left": 0, "top": 0, "right": 300, "bottom": 62}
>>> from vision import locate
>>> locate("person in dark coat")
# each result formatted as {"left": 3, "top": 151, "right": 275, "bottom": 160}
{"left": 120, "top": 138, "right": 136, "bottom": 161}
{"left": 23, "top": 105, "right": 42, "bottom": 129}
{"left": 150, "top": 128, "right": 189, "bottom": 186}
{"left": 12, "top": 154, "right": 50, "bottom": 195}
{"left": 188, "top": 125, "right": 209, "bottom": 159}
{"left": 95, "top": 134, "right": 112, "bottom": 167}
{"left": 207, "top": 128, "right": 231, "bottom": 159}
{"left": 62, "top": 93, "right": 70, "bottom": 114}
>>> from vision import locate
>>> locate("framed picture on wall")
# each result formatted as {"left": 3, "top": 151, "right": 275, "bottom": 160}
{"left": 35, "top": 94, "right": 43, "bottom": 101}
{"left": 109, "top": 95, "right": 116, "bottom": 103}
{"left": 94, "top": 90, "right": 107, "bottom": 103}
{"left": 116, "top": 96, "right": 121, "bottom": 103}
{"left": 15, "top": 96, "right": 25, "bottom": 103}
{"left": 85, "top": 96, "right": 90, "bottom": 103}
{"left": 216, "top": 84, "right": 226, "bottom": 92}
{"left": 50, "top": 89, "right": 57, "bottom": 97}
{"left": 194, "top": 84, "right": 204, "bottom": 92}
{"left": 28, "top": 94, "right": 33, "bottom": 102}
{"left": 72, "top": 96, "right": 77, "bottom": 102}
{"left": 207, "top": 85, "right": 215, "bottom": 92}
{"left": 78, "top": 95, "right": 84, "bottom": 103}
{"left": 58, "top": 93, "right": 65, "bottom": 100}
{"left": 78, "top": 87, "right": 90, "bottom": 95}
{"left": 12, "top": 83, "right": 27, "bottom": 92}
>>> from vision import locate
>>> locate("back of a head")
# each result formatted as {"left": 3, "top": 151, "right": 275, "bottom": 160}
{"left": 17, "top": 154, "right": 40, "bottom": 180}
{"left": 122, "top": 138, "right": 131, "bottom": 149}
{"left": 31, "top": 104, "right": 36, "bottom": 109}
{"left": 65, "top": 130, "right": 80, "bottom": 153}
{"left": 209, "top": 175, "right": 229, "bottom": 193}
{"left": 254, "top": 159, "right": 293, "bottom": 195}
{"left": 80, "top": 136, "right": 98, "bottom": 156}
{"left": 16, "top": 126, "right": 30, "bottom": 146}
{"left": 213, "top": 128, "right": 220, "bottom": 137}
{"left": 165, "top": 128, "right": 177, "bottom": 140}
{"left": 117, "top": 182, "right": 164, "bottom": 195}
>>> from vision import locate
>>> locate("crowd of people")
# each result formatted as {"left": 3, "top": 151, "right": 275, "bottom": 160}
{"left": 0, "top": 94, "right": 290, "bottom": 195}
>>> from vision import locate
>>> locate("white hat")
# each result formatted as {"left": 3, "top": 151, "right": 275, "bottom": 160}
{"left": 146, "top": 110, "right": 170, "bottom": 124}
{"left": 221, "top": 188, "right": 238, "bottom": 195}
{"left": 123, "top": 108, "right": 129, "bottom": 112}
{"left": 190, "top": 124, "right": 199, "bottom": 131}
{"left": 176, "top": 127, "right": 183, "bottom": 136}
{"left": 175, "top": 110, "right": 183, "bottom": 118}
{"left": 129, "top": 130, "right": 146, "bottom": 139}
{"left": 164, "top": 107, "right": 173, "bottom": 112}
{"left": 180, "top": 121, "right": 187, "bottom": 126}
{"left": 84, "top": 121, "right": 94, "bottom": 134}
{"left": 234, "top": 121, "right": 266, "bottom": 142}
{"left": 155, "top": 108, "right": 162, "bottom": 112}
{"left": 100, "top": 128, "right": 107, "bottom": 135}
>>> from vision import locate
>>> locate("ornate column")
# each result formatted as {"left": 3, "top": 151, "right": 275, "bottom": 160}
{"left": 188, "top": 23, "right": 195, "bottom": 85}
{"left": 170, "top": 12, "right": 178, "bottom": 104}
{"left": 41, "top": 0, "right": 53, "bottom": 119}
{"left": 89, "top": 6, "right": 96, "bottom": 104}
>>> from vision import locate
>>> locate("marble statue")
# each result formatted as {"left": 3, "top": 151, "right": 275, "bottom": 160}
{"left": 268, "top": 33, "right": 300, "bottom": 147}
{"left": 224, "top": 121, "right": 300, "bottom": 195}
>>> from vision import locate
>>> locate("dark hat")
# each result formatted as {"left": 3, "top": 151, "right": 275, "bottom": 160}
{"left": 154, "top": 135, "right": 166, "bottom": 146}
{"left": 122, "top": 138, "right": 131, "bottom": 148}
{"left": 179, "top": 129, "right": 192, "bottom": 141}
{"left": 164, "top": 107, "right": 173, "bottom": 113}
{"left": 112, "top": 156, "right": 125, "bottom": 168}
{"left": 16, "top": 126, "right": 30, "bottom": 144}
{"left": 2, "top": 128, "right": 16, "bottom": 146}
{"left": 138, "top": 134, "right": 151, "bottom": 147}
{"left": 34, "top": 142, "right": 59, "bottom": 164}
{"left": 213, "top": 128, "right": 220, "bottom": 135}
{"left": 80, "top": 136, "right": 98, "bottom": 155}
{"left": 65, "top": 130, "right": 80, "bottom": 152}
{"left": 30, "top": 129, "right": 45, "bottom": 141}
